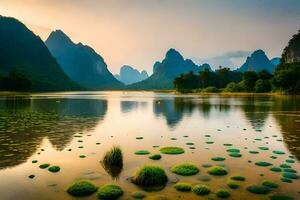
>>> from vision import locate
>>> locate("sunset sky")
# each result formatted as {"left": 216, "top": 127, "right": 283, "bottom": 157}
{"left": 0, "top": 0, "right": 299, "bottom": 74}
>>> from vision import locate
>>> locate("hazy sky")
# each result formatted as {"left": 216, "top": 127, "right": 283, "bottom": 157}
{"left": 0, "top": 0, "right": 299, "bottom": 74}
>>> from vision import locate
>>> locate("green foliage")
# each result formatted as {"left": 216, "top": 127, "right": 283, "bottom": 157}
{"left": 102, "top": 146, "right": 123, "bottom": 166}
{"left": 242, "top": 71, "right": 258, "bottom": 92}
{"left": 39, "top": 163, "right": 50, "bottom": 169}
{"left": 246, "top": 185, "right": 270, "bottom": 194}
{"left": 262, "top": 180, "right": 279, "bottom": 188}
{"left": 0, "top": 70, "right": 31, "bottom": 91}
{"left": 227, "top": 180, "right": 240, "bottom": 189}
{"left": 66, "top": 180, "right": 97, "bottom": 197}
{"left": 132, "top": 165, "right": 168, "bottom": 186}
{"left": 135, "top": 150, "right": 150, "bottom": 155}
{"left": 149, "top": 154, "right": 162, "bottom": 160}
{"left": 230, "top": 176, "right": 246, "bottom": 181}
{"left": 224, "top": 82, "right": 244, "bottom": 92}
{"left": 273, "top": 62, "right": 300, "bottom": 94}
{"left": 173, "top": 182, "right": 192, "bottom": 191}
{"left": 97, "top": 184, "right": 124, "bottom": 200}
{"left": 254, "top": 79, "right": 272, "bottom": 93}
{"left": 48, "top": 166, "right": 60, "bottom": 173}
{"left": 192, "top": 184, "right": 211, "bottom": 195}
{"left": 171, "top": 163, "right": 199, "bottom": 176}
{"left": 202, "top": 86, "right": 221, "bottom": 93}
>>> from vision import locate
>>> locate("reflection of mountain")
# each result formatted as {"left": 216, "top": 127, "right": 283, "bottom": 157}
{"left": 271, "top": 96, "right": 300, "bottom": 160}
{"left": 120, "top": 101, "right": 139, "bottom": 113}
{"left": 0, "top": 98, "right": 107, "bottom": 169}
{"left": 239, "top": 96, "right": 271, "bottom": 130}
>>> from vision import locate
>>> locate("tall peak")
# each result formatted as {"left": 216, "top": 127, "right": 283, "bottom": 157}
{"left": 165, "top": 48, "right": 184, "bottom": 60}
{"left": 46, "top": 30, "right": 73, "bottom": 45}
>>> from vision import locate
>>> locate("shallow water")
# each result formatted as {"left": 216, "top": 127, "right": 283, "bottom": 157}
{"left": 0, "top": 91, "right": 299, "bottom": 200}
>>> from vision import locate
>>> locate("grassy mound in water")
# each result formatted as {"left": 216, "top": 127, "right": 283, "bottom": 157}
{"left": 132, "top": 165, "right": 168, "bottom": 186}
{"left": 246, "top": 184, "right": 270, "bottom": 194}
{"left": 131, "top": 191, "right": 146, "bottom": 199}
{"left": 192, "top": 184, "right": 210, "bottom": 195}
{"left": 216, "top": 189, "right": 230, "bottom": 198}
{"left": 171, "top": 163, "right": 199, "bottom": 176}
{"left": 273, "top": 150, "right": 285, "bottom": 155}
{"left": 149, "top": 154, "right": 162, "bottom": 160}
{"left": 226, "top": 148, "right": 240, "bottom": 153}
{"left": 159, "top": 147, "right": 184, "bottom": 155}
{"left": 270, "top": 167, "right": 282, "bottom": 172}
{"left": 39, "top": 163, "right": 50, "bottom": 169}
{"left": 67, "top": 180, "right": 97, "bottom": 197}
{"left": 262, "top": 180, "right": 279, "bottom": 188}
{"left": 255, "top": 161, "right": 272, "bottom": 167}
{"left": 282, "top": 172, "right": 299, "bottom": 180}
{"left": 211, "top": 157, "right": 226, "bottom": 161}
{"left": 135, "top": 150, "right": 150, "bottom": 155}
{"left": 97, "top": 184, "right": 123, "bottom": 200}
{"left": 269, "top": 194, "right": 294, "bottom": 200}
{"left": 173, "top": 182, "right": 192, "bottom": 192}
{"left": 230, "top": 176, "right": 246, "bottom": 181}
{"left": 103, "top": 146, "right": 123, "bottom": 166}
{"left": 48, "top": 166, "right": 60, "bottom": 173}
{"left": 207, "top": 166, "right": 228, "bottom": 176}
{"left": 229, "top": 153, "right": 242, "bottom": 157}
{"left": 227, "top": 180, "right": 240, "bottom": 189}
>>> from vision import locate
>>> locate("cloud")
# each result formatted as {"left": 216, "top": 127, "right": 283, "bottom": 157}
{"left": 196, "top": 50, "right": 251, "bottom": 70}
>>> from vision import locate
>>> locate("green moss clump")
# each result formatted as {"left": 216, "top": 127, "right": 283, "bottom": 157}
{"left": 280, "top": 164, "right": 291, "bottom": 168}
{"left": 159, "top": 147, "right": 184, "bottom": 154}
{"left": 262, "top": 180, "right": 279, "bottom": 188}
{"left": 282, "top": 172, "right": 299, "bottom": 180}
{"left": 285, "top": 159, "right": 295, "bottom": 163}
{"left": 39, "top": 163, "right": 50, "bottom": 169}
{"left": 284, "top": 169, "right": 297, "bottom": 173}
{"left": 136, "top": 137, "right": 143, "bottom": 140}
{"left": 255, "top": 161, "right": 272, "bottom": 167}
{"left": 227, "top": 180, "right": 239, "bottom": 189}
{"left": 273, "top": 150, "right": 285, "bottom": 155}
{"left": 223, "top": 144, "right": 233, "bottom": 146}
{"left": 173, "top": 182, "right": 192, "bottom": 192}
{"left": 270, "top": 167, "right": 282, "bottom": 172}
{"left": 79, "top": 155, "right": 86, "bottom": 158}
{"left": 103, "top": 146, "right": 123, "bottom": 166}
{"left": 211, "top": 157, "right": 226, "bottom": 161}
{"left": 230, "top": 176, "right": 246, "bottom": 181}
{"left": 207, "top": 166, "right": 228, "bottom": 176}
{"left": 281, "top": 178, "right": 292, "bottom": 183}
{"left": 192, "top": 184, "right": 210, "bottom": 195}
{"left": 97, "top": 184, "right": 123, "bottom": 200}
{"left": 149, "top": 154, "right": 161, "bottom": 160}
{"left": 226, "top": 148, "right": 240, "bottom": 153}
{"left": 229, "top": 153, "right": 242, "bottom": 157}
{"left": 269, "top": 194, "right": 294, "bottom": 200}
{"left": 132, "top": 165, "right": 168, "bottom": 186}
{"left": 28, "top": 174, "right": 35, "bottom": 179}
{"left": 246, "top": 185, "right": 270, "bottom": 194}
{"left": 258, "top": 147, "right": 269, "bottom": 150}
{"left": 171, "top": 163, "right": 199, "bottom": 176}
{"left": 135, "top": 150, "right": 150, "bottom": 155}
{"left": 206, "top": 141, "right": 214, "bottom": 144}
{"left": 66, "top": 180, "right": 97, "bottom": 197}
{"left": 131, "top": 191, "right": 146, "bottom": 199}
{"left": 48, "top": 166, "right": 60, "bottom": 173}
{"left": 216, "top": 189, "right": 230, "bottom": 198}
{"left": 249, "top": 150, "right": 259, "bottom": 154}
{"left": 270, "top": 156, "right": 278, "bottom": 159}
{"left": 186, "top": 142, "right": 194, "bottom": 145}
{"left": 32, "top": 160, "right": 38, "bottom": 163}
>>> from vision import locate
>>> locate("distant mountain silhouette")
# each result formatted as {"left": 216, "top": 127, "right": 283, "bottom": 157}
{"left": 237, "top": 50, "right": 276, "bottom": 73}
{"left": 0, "top": 16, "right": 79, "bottom": 91}
{"left": 127, "top": 48, "right": 211, "bottom": 89}
{"left": 282, "top": 30, "right": 300, "bottom": 64}
{"left": 45, "top": 30, "right": 124, "bottom": 90}
{"left": 115, "top": 65, "right": 148, "bottom": 85}
{"left": 270, "top": 57, "right": 281, "bottom": 66}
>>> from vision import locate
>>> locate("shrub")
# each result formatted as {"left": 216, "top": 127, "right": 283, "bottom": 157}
{"left": 254, "top": 79, "right": 271, "bottom": 93}
{"left": 67, "top": 180, "right": 97, "bottom": 196}
{"left": 192, "top": 184, "right": 210, "bottom": 195}
{"left": 97, "top": 184, "right": 124, "bottom": 200}
{"left": 224, "top": 82, "right": 244, "bottom": 92}
{"left": 173, "top": 182, "right": 192, "bottom": 192}
{"left": 171, "top": 163, "right": 199, "bottom": 176}
{"left": 132, "top": 165, "right": 168, "bottom": 186}
{"left": 202, "top": 86, "right": 220, "bottom": 93}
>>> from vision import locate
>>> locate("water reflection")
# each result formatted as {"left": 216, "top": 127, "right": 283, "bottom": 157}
{"left": 0, "top": 97, "right": 107, "bottom": 169}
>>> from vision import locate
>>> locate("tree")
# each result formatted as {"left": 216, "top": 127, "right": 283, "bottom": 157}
{"left": 242, "top": 71, "right": 258, "bottom": 92}
{"left": 254, "top": 79, "right": 272, "bottom": 93}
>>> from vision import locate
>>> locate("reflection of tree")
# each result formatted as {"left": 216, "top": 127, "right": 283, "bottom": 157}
{"left": 271, "top": 96, "right": 300, "bottom": 160}
{"left": 240, "top": 96, "right": 271, "bottom": 130}
{"left": 0, "top": 98, "right": 107, "bottom": 170}
{"left": 120, "top": 101, "right": 139, "bottom": 113}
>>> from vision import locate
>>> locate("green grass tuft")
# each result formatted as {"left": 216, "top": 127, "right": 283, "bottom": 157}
{"left": 230, "top": 176, "right": 246, "bottom": 181}
{"left": 269, "top": 194, "right": 294, "bottom": 200}
{"left": 227, "top": 180, "right": 240, "bottom": 189}
{"left": 246, "top": 184, "right": 270, "bottom": 194}
{"left": 192, "top": 184, "right": 210, "bottom": 195}
{"left": 159, "top": 147, "right": 184, "bottom": 154}
{"left": 207, "top": 166, "right": 228, "bottom": 176}
{"left": 135, "top": 150, "right": 150, "bottom": 155}
{"left": 173, "top": 182, "right": 192, "bottom": 192}
{"left": 131, "top": 191, "right": 146, "bottom": 199}
{"left": 97, "top": 184, "right": 123, "bottom": 200}
{"left": 255, "top": 161, "right": 272, "bottom": 167}
{"left": 216, "top": 189, "right": 230, "bottom": 198}
{"left": 103, "top": 146, "right": 123, "bottom": 166}
{"left": 48, "top": 166, "right": 60, "bottom": 173}
{"left": 149, "top": 154, "right": 162, "bottom": 160}
{"left": 262, "top": 180, "right": 279, "bottom": 188}
{"left": 171, "top": 163, "right": 199, "bottom": 176}
{"left": 132, "top": 165, "right": 168, "bottom": 186}
{"left": 211, "top": 157, "right": 226, "bottom": 161}
{"left": 66, "top": 180, "right": 97, "bottom": 197}
{"left": 39, "top": 163, "right": 50, "bottom": 169}
{"left": 282, "top": 172, "right": 299, "bottom": 180}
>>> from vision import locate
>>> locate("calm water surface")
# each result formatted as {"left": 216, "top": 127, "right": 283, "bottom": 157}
{"left": 0, "top": 92, "right": 299, "bottom": 200}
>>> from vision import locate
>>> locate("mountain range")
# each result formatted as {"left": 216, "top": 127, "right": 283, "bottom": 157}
{"left": 127, "top": 49, "right": 212, "bottom": 89}
{"left": 45, "top": 30, "right": 124, "bottom": 90}
{"left": 0, "top": 16, "right": 79, "bottom": 91}
{"left": 237, "top": 49, "right": 276, "bottom": 73}
{"left": 115, "top": 65, "right": 148, "bottom": 85}
{"left": 282, "top": 30, "right": 300, "bottom": 64}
